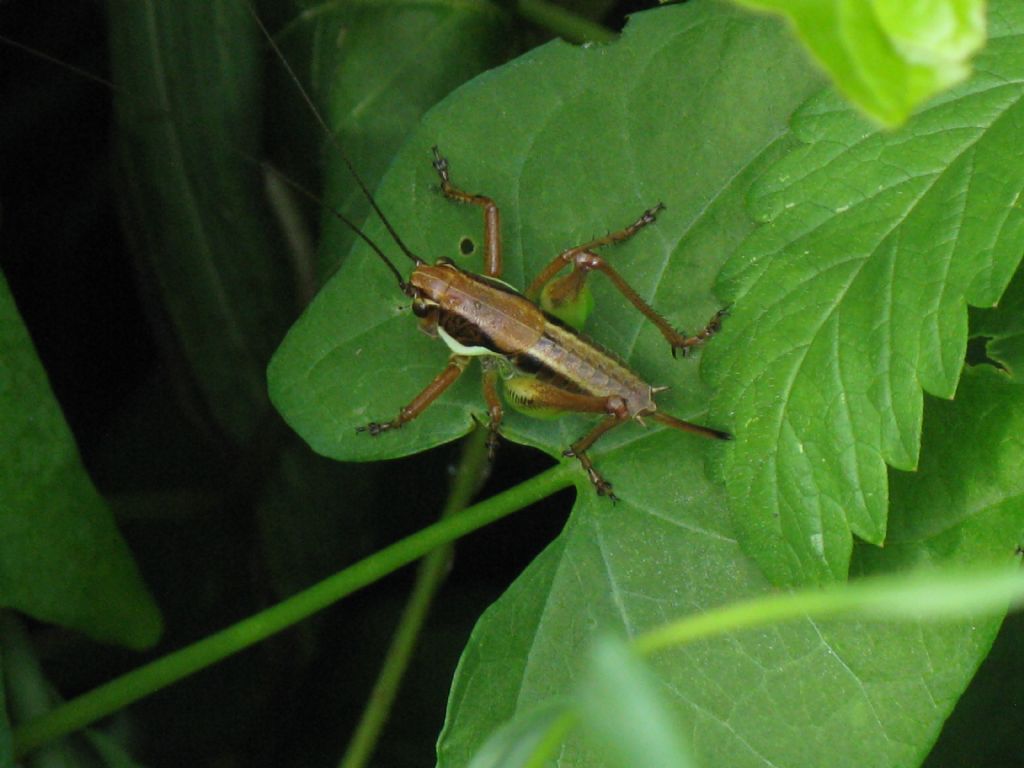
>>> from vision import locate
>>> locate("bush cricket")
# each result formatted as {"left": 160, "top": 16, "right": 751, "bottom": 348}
{"left": 4, "top": 3, "right": 732, "bottom": 501}
{"left": 248, "top": 9, "right": 731, "bottom": 502}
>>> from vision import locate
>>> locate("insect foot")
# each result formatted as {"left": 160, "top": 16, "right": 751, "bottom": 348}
{"left": 669, "top": 305, "right": 731, "bottom": 359}
{"left": 470, "top": 412, "right": 503, "bottom": 462}
{"left": 562, "top": 446, "right": 619, "bottom": 503}
{"left": 638, "top": 202, "right": 666, "bottom": 227}
{"left": 356, "top": 421, "right": 394, "bottom": 437}
{"left": 431, "top": 146, "right": 450, "bottom": 181}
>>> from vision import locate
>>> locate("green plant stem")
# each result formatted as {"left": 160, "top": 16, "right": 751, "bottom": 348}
{"left": 339, "top": 427, "right": 491, "bottom": 768}
{"left": 633, "top": 567, "right": 1024, "bottom": 657}
{"left": 11, "top": 461, "right": 575, "bottom": 759}
{"left": 515, "top": 0, "right": 616, "bottom": 44}
{"left": 526, "top": 708, "right": 580, "bottom": 767}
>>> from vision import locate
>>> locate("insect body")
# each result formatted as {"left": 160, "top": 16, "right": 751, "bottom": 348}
{"left": 356, "top": 148, "right": 730, "bottom": 500}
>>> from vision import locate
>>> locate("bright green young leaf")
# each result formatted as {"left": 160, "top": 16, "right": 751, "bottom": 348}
{"left": 577, "top": 636, "right": 696, "bottom": 768}
{"left": 703, "top": 0, "right": 1024, "bottom": 585}
{"left": 438, "top": 365, "right": 1024, "bottom": 766}
{"left": 0, "top": 275, "right": 161, "bottom": 650}
{"left": 727, "top": 0, "right": 986, "bottom": 126}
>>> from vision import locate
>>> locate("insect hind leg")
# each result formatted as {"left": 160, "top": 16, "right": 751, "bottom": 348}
{"left": 564, "top": 414, "right": 630, "bottom": 502}
{"left": 525, "top": 204, "right": 664, "bottom": 301}
{"left": 527, "top": 204, "right": 728, "bottom": 355}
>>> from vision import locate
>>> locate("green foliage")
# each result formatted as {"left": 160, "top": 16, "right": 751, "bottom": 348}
{"left": 440, "top": 365, "right": 1024, "bottom": 767}
{"left": 268, "top": 1, "right": 1024, "bottom": 764}
{"left": 705, "top": 1, "right": 1024, "bottom": 585}
{"left": 3, "top": 0, "right": 1024, "bottom": 766}
{"left": 974, "top": 253, "right": 1024, "bottom": 375}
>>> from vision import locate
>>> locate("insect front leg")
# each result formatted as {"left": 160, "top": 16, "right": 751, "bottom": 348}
{"left": 357, "top": 355, "right": 470, "bottom": 436}
{"left": 432, "top": 147, "right": 502, "bottom": 277}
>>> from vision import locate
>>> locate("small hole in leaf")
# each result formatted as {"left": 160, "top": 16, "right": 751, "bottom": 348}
{"left": 459, "top": 237, "right": 475, "bottom": 256}
{"left": 966, "top": 335, "right": 1005, "bottom": 371}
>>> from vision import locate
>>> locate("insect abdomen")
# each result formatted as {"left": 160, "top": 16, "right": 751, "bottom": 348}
{"left": 528, "top": 322, "right": 654, "bottom": 417}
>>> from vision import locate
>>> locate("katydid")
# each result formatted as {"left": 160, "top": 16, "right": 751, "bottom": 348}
{"left": 246, "top": 12, "right": 729, "bottom": 500}
{"left": 351, "top": 149, "right": 730, "bottom": 500}
{"left": 255, "top": 7, "right": 733, "bottom": 501}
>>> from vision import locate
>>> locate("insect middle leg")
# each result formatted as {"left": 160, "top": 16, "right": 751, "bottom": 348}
{"left": 357, "top": 355, "right": 469, "bottom": 435}
{"left": 432, "top": 146, "right": 502, "bottom": 278}
{"left": 480, "top": 358, "right": 504, "bottom": 460}
{"left": 527, "top": 205, "right": 726, "bottom": 356}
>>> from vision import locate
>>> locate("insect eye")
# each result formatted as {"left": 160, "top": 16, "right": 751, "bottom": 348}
{"left": 411, "top": 298, "right": 433, "bottom": 318}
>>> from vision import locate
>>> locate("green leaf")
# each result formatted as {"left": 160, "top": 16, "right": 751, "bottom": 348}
{"left": 268, "top": 1, "right": 822, "bottom": 467}
{"left": 437, "top": 363, "right": 1024, "bottom": 766}
{"left": 703, "top": 0, "right": 1024, "bottom": 585}
{"left": 577, "top": 636, "right": 696, "bottom": 768}
{"left": 727, "top": 0, "right": 986, "bottom": 126}
{"left": 0, "top": 274, "right": 161, "bottom": 650}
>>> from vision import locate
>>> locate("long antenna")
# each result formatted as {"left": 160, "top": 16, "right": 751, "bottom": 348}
{"left": 261, "top": 162, "right": 409, "bottom": 291}
{"left": 244, "top": 3, "right": 424, "bottom": 267}
{"left": 0, "top": 32, "right": 123, "bottom": 93}
{"left": 2, "top": 7, "right": 419, "bottom": 282}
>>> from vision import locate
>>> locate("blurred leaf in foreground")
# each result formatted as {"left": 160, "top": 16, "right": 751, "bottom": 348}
{"left": 727, "top": 0, "right": 986, "bottom": 126}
